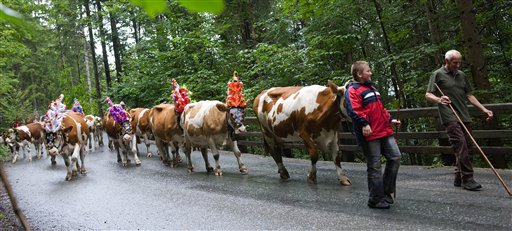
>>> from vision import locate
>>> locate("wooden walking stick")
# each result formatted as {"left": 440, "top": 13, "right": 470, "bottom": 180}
{"left": 434, "top": 83, "right": 512, "bottom": 196}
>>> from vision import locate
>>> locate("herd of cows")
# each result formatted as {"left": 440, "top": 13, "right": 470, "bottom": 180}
{"left": 1, "top": 80, "right": 354, "bottom": 187}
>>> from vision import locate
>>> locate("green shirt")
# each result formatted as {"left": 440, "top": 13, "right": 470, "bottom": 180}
{"left": 426, "top": 66, "right": 473, "bottom": 125}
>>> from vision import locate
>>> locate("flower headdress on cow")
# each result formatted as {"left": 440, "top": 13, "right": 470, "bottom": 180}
{"left": 226, "top": 71, "right": 246, "bottom": 108}
{"left": 71, "top": 98, "right": 84, "bottom": 116}
{"left": 225, "top": 71, "right": 247, "bottom": 134}
{"left": 44, "top": 94, "right": 67, "bottom": 133}
{"left": 171, "top": 78, "right": 191, "bottom": 114}
{"left": 105, "top": 96, "right": 129, "bottom": 124}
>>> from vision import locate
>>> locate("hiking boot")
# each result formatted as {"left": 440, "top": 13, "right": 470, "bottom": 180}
{"left": 462, "top": 179, "right": 482, "bottom": 191}
{"left": 454, "top": 176, "right": 461, "bottom": 187}
{"left": 384, "top": 194, "right": 394, "bottom": 204}
{"left": 367, "top": 200, "right": 390, "bottom": 209}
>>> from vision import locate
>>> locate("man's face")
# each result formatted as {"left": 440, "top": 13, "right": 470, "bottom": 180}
{"left": 358, "top": 64, "right": 372, "bottom": 82}
{"left": 446, "top": 54, "right": 462, "bottom": 72}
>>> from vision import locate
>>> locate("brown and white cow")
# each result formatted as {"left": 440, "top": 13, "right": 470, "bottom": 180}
{"left": 6, "top": 122, "right": 46, "bottom": 163}
{"left": 181, "top": 100, "right": 248, "bottom": 175}
{"left": 84, "top": 115, "right": 97, "bottom": 151}
{"left": 45, "top": 111, "right": 89, "bottom": 181}
{"left": 130, "top": 108, "right": 155, "bottom": 158}
{"left": 92, "top": 116, "right": 104, "bottom": 147}
{"left": 103, "top": 111, "right": 140, "bottom": 166}
{"left": 253, "top": 80, "right": 352, "bottom": 186}
{"left": 148, "top": 104, "right": 182, "bottom": 166}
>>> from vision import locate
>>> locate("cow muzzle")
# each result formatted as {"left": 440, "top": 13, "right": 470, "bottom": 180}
{"left": 235, "top": 125, "right": 247, "bottom": 135}
{"left": 48, "top": 147, "right": 59, "bottom": 157}
{"left": 123, "top": 134, "right": 132, "bottom": 143}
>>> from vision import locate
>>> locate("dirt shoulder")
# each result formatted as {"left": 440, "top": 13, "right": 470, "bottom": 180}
{"left": 0, "top": 171, "right": 23, "bottom": 230}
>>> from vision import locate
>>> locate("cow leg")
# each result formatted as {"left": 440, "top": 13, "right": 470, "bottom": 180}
{"left": 171, "top": 141, "right": 181, "bottom": 167}
{"left": 265, "top": 138, "right": 289, "bottom": 180}
{"left": 118, "top": 141, "right": 129, "bottom": 166}
{"left": 143, "top": 134, "right": 152, "bottom": 158}
{"left": 80, "top": 144, "right": 87, "bottom": 174}
{"left": 22, "top": 141, "right": 32, "bottom": 162}
{"left": 200, "top": 147, "right": 213, "bottom": 173}
{"left": 183, "top": 142, "right": 194, "bottom": 172}
{"left": 300, "top": 133, "right": 318, "bottom": 184}
{"left": 35, "top": 141, "right": 42, "bottom": 159}
{"left": 331, "top": 141, "right": 352, "bottom": 186}
{"left": 10, "top": 144, "right": 19, "bottom": 164}
{"left": 155, "top": 138, "right": 170, "bottom": 165}
{"left": 227, "top": 139, "right": 247, "bottom": 174}
{"left": 114, "top": 141, "right": 122, "bottom": 163}
{"left": 61, "top": 146, "right": 72, "bottom": 181}
{"left": 130, "top": 137, "right": 141, "bottom": 166}
{"left": 208, "top": 139, "right": 222, "bottom": 176}
{"left": 71, "top": 143, "right": 81, "bottom": 178}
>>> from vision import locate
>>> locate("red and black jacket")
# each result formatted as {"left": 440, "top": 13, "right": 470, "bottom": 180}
{"left": 344, "top": 81, "right": 394, "bottom": 145}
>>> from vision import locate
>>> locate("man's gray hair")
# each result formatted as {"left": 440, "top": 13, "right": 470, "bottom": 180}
{"left": 445, "top": 50, "right": 461, "bottom": 61}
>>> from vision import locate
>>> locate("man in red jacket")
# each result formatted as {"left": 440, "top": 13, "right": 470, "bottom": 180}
{"left": 345, "top": 61, "right": 402, "bottom": 209}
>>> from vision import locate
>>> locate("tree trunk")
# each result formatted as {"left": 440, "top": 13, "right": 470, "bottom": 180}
{"left": 131, "top": 11, "right": 139, "bottom": 44}
{"left": 83, "top": 29, "right": 93, "bottom": 113}
{"left": 423, "top": 0, "right": 443, "bottom": 65}
{"left": 84, "top": 0, "right": 103, "bottom": 116}
{"left": 456, "top": 0, "right": 490, "bottom": 101}
{"left": 238, "top": 0, "right": 256, "bottom": 49}
{"left": 456, "top": 0, "right": 505, "bottom": 168}
{"left": 95, "top": 0, "right": 112, "bottom": 91}
{"left": 109, "top": 11, "right": 123, "bottom": 82}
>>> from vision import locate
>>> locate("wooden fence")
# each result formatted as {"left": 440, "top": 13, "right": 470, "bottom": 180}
{"left": 237, "top": 103, "right": 512, "bottom": 156}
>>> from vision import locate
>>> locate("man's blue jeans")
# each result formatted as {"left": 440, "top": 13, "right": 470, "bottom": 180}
{"left": 362, "top": 136, "right": 401, "bottom": 203}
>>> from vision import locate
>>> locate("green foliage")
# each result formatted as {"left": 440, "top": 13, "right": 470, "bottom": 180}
{"left": 0, "top": 145, "right": 9, "bottom": 161}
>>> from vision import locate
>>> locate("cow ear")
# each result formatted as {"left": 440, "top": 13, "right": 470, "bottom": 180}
{"left": 62, "top": 125, "right": 73, "bottom": 133}
{"left": 328, "top": 80, "right": 339, "bottom": 94}
{"left": 216, "top": 103, "right": 228, "bottom": 112}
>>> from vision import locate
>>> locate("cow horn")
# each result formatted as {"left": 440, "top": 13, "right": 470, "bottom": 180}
{"left": 232, "top": 71, "right": 239, "bottom": 82}
{"left": 327, "top": 80, "right": 339, "bottom": 94}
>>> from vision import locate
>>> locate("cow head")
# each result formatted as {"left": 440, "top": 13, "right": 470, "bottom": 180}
{"left": 45, "top": 132, "right": 60, "bottom": 157}
{"left": 120, "top": 120, "right": 133, "bottom": 143}
{"left": 330, "top": 80, "right": 351, "bottom": 122}
{"left": 4, "top": 129, "right": 18, "bottom": 146}
{"left": 217, "top": 103, "right": 246, "bottom": 135}
{"left": 94, "top": 116, "right": 103, "bottom": 130}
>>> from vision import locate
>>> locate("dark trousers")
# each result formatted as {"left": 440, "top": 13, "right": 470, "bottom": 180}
{"left": 362, "top": 136, "right": 401, "bottom": 203}
{"left": 445, "top": 121, "right": 474, "bottom": 180}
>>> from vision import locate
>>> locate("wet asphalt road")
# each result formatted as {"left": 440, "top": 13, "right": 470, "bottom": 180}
{"left": 4, "top": 139, "right": 512, "bottom": 230}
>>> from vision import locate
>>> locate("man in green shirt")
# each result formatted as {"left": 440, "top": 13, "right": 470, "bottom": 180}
{"left": 425, "top": 50, "right": 493, "bottom": 191}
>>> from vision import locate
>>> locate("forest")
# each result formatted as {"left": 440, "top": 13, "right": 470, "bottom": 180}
{"left": 1, "top": 0, "right": 511, "bottom": 167}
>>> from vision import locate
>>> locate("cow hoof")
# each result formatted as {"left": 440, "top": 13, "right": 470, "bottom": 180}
{"left": 136, "top": 161, "right": 141, "bottom": 166}
{"left": 206, "top": 167, "right": 214, "bottom": 173}
{"left": 339, "top": 176, "right": 352, "bottom": 186}
{"left": 215, "top": 171, "right": 223, "bottom": 176}
{"left": 188, "top": 168, "right": 194, "bottom": 173}
{"left": 279, "top": 169, "right": 290, "bottom": 180}
{"left": 65, "top": 177, "right": 72, "bottom": 181}
{"left": 240, "top": 168, "right": 248, "bottom": 175}
{"left": 81, "top": 169, "right": 87, "bottom": 175}
{"left": 147, "top": 153, "right": 152, "bottom": 158}
{"left": 72, "top": 171, "right": 78, "bottom": 177}
{"left": 122, "top": 162, "right": 128, "bottom": 167}
{"left": 307, "top": 173, "right": 317, "bottom": 184}
{"left": 51, "top": 160, "right": 57, "bottom": 165}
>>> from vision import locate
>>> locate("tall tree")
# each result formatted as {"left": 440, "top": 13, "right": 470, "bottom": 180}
{"left": 84, "top": 0, "right": 103, "bottom": 116}
{"left": 95, "top": 0, "right": 112, "bottom": 91}
{"left": 456, "top": 0, "right": 490, "bottom": 101}
{"left": 109, "top": 10, "right": 123, "bottom": 82}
